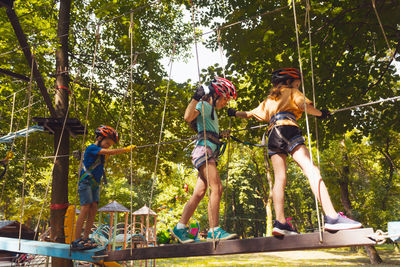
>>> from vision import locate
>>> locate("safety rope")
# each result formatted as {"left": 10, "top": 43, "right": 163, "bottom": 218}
{"left": 129, "top": 12, "right": 134, "bottom": 256}
{"left": 9, "top": 93, "right": 16, "bottom": 133}
{"left": 217, "top": 28, "right": 231, "bottom": 228}
{"left": 70, "top": 24, "right": 102, "bottom": 254}
{"left": 305, "top": 0, "right": 325, "bottom": 234}
{"left": 371, "top": 0, "right": 392, "bottom": 53}
{"left": 190, "top": 0, "right": 216, "bottom": 248}
{"left": 18, "top": 50, "right": 35, "bottom": 249}
{"left": 148, "top": 42, "right": 176, "bottom": 208}
{"left": 292, "top": 0, "right": 323, "bottom": 243}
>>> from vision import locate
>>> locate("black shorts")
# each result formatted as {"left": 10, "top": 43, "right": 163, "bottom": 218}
{"left": 267, "top": 125, "right": 305, "bottom": 156}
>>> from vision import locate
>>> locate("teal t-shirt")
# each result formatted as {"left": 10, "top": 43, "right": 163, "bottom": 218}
{"left": 195, "top": 101, "right": 219, "bottom": 152}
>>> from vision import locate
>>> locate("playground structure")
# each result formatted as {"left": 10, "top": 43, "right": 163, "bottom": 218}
{"left": 0, "top": 0, "right": 400, "bottom": 265}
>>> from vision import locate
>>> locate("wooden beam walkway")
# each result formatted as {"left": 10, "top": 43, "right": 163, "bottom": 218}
{"left": 0, "top": 229, "right": 376, "bottom": 262}
{"left": 104, "top": 228, "right": 376, "bottom": 261}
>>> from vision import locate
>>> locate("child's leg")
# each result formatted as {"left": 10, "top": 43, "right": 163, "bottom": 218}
{"left": 270, "top": 153, "right": 288, "bottom": 224}
{"left": 291, "top": 145, "right": 337, "bottom": 218}
{"left": 179, "top": 175, "right": 207, "bottom": 225}
{"left": 74, "top": 204, "right": 91, "bottom": 240}
{"left": 83, "top": 202, "right": 98, "bottom": 239}
{"left": 198, "top": 162, "right": 222, "bottom": 228}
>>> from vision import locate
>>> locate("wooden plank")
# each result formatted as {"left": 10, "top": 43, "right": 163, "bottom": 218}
{"left": 0, "top": 237, "right": 105, "bottom": 263}
{"left": 104, "top": 228, "right": 376, "bottom": 261}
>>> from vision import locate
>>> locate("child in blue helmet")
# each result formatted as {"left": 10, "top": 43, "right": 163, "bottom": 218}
{"left": 228, "top": 68, "right": 362, "bottom": 235}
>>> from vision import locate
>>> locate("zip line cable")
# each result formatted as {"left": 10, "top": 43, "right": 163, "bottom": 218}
{"left": 331, "top": 95, "right": 400, "bottom": 114}
{"left": 4, "top": 92, "right": 400, "bottom": 161}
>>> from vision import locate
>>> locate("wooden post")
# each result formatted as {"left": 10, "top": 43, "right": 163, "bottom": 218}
{"left": 108, "top": 212, "right": 114, "bottom": 251}
{"left": 123, "top": 212, "right": 128, "bottom": 249}
{"left": 154, "top": 216, "right": 157, "bottom": 246}
{"left": 146, "top": 214, "right": 150, "bottom": 246}
{"left": 50, "top": 0, "right": 72, "bottom": 266}
{"left": 112, "top": 212, "right": 118, "bottom": 251}
{"left": 133, "top": 215, "right": 136, "bottom": 235}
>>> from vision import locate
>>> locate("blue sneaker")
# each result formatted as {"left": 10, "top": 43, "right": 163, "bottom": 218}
{"left": 207, "top": 228, "right": 237, "bottom": 241}
{"left": 272, "top": 220, "right": 298, "bottom": 236}
{"left": 324, "top": 212, "right": 362, "bottom": 231}
{"left": 172, "top": 226, "right": 194, "bottom": 244}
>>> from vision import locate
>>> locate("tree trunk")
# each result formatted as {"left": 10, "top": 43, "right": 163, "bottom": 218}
{"left": 50, "top": 0, "right": 72, "bottom": 266}
{"left": 340, "top": 141, "right": 382, "bottom": 264}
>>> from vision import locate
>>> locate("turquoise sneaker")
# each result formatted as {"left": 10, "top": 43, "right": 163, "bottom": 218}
{"left": 207, "top": 228, "right": 237, "bottom": 241}
{"left": 172, "top": 226, "right": 194, "bottom": 244}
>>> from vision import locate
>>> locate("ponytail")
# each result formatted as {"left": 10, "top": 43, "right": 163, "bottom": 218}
{"left": 268, "top": 79, "right": 295, "bottom": 100}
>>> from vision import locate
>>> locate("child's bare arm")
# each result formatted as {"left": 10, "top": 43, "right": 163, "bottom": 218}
{"left": 98, "top": 145, "right": 135, "bottom": 155}
{"left": 235, "top": 111, "right": 253, "bottom": 119}
{"left": 227, "top": 108, "right": 253, "bottom": 119}
{"left": 184, "top": 99, "right": 200, "bottom": 123}
{"left": 303, "top": 103, "right": 322, "bottom": 116}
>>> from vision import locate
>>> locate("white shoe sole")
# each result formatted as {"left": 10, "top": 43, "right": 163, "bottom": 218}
{"left": 207, "top": 233, "right": 237, "bottom": 241}
{"left": 171, "top": 231, "right": 195, "bottom": 244}
{"left": 324, "top": 223, "right": 362, "bottom": 231}
{"left": 272, "top": 228, "right": 298, "bottom": 236}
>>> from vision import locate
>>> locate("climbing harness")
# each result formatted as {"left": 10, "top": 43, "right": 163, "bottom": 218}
{"left": 79, "top": 155, "right": 105, "bottom": 190}
{"left": 196, "top": 131, "right": 227, "bottom": 159}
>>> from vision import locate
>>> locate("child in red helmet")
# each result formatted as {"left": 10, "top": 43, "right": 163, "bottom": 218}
{"left": 72, "top": 125, "right": 135, "bottom": 250}
{"left": 228, "top": 68, "right": 362, "bottom": 235}
{"left": 172, "top": 77, "right": 237, "bottom": 243}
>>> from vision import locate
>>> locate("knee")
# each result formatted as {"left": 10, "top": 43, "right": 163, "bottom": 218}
{"left": 193, "top": 189, "right": 206, "bottom": 200}
{"left": 211, "top": 182, "right": 223, "bottom": 196}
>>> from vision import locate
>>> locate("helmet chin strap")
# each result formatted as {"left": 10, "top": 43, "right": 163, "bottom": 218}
{"left": 210, "top": 94, "right": 219, "bottom": 120}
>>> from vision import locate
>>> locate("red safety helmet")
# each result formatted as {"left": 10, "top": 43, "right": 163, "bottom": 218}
{"left": 271, "top": 68, "right": 302, "bottom": 85}
{"left": 210, "top": 77, "right": 237, "bottom": 100}
{"left": 95, "top": 125, "right": 119, "bottom": 144}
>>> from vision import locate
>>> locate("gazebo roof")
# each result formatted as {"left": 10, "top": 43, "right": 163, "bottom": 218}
{"left": 98, "top": 201, "right": 129, "bottom": 212}
{"left": 132, "top": 205, "right": 157, "bottom": 216}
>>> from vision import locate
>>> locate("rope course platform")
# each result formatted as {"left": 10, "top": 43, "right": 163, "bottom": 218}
{"left": 104, "top": 228, "right": 376, "bottom": 261}
{"left": 0, "top": 237, "right": 105, "bottom": 263}
{"left": 33, "top": 117, "right": 86, "bottom": 137}
{"left": 0, "top": 125, "right": 43, "bottom": 143}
